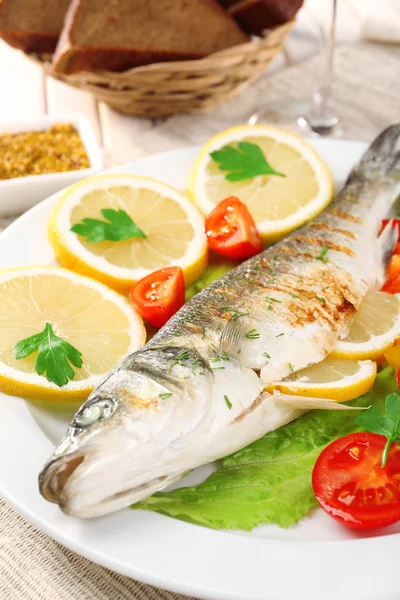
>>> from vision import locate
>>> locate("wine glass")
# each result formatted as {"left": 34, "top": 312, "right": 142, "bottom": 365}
{"left": 249, "top": 0, "right": 341, "bottom": 136}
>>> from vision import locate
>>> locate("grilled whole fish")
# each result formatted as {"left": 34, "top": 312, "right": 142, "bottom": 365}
{"left": 39, "top": 125, "right": 400, "bottom": 518}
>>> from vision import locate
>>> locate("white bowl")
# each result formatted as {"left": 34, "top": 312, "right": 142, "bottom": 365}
{"left": 0, "top": 113, "right": 103, "bottom": 216}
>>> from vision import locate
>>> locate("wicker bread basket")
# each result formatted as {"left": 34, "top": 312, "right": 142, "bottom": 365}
{"left": 33, "top": 21, "right": 293, "bottom": 118}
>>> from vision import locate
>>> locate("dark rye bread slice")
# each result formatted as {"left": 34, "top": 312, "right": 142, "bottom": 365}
{"left": 0, "top": 0, "right": 71, "bottom": 53}
{"left": 218, "top": 0, "right": 303, "bottom": 35}
{"left": 52, "top": 0, "right": 249, "bottom": 75}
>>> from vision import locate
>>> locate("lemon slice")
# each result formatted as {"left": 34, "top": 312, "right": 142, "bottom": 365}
{"left": 189, "top": 125, "right": 333, "bottom": 243}
{"left": 267, "top": 357, "right": 377, "bottom": 402}
{"left": 331, "top": 291, "right": 400, "bottom": 361}
{"left": 49, "top": 175, "right": 208, "bottom": 294}
{"left": 0, "top": 266, "right": 145, "bottom": 402}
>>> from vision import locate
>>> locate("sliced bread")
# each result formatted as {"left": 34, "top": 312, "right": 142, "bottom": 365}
{"left": 219, "top": 0, "right": 303, "bottom": 35}
{"left": 52, "top": 0, "right": 249, "bottom": 75}
{"left": 0, "top": 0, "right": 71, "bottom": 53}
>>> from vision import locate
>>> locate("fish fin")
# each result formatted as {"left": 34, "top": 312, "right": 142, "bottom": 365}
{"left": 271, "top": 391, "right": 369, "bottom": 411}
{"left": 377, "top": 218, "right": 398, "bottom": 285}
{"left": 219, "top": 319, "right": 255, "bottom": 362}
{"left": 348, "top": 123, "right": 400, "bottom": 182}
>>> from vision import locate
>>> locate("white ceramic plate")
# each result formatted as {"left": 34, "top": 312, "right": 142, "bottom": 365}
{"left": 1, "top": 139, "right": 399, "bottom": 600}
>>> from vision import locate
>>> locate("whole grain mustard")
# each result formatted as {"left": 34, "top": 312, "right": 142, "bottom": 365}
{"left": 0, "top": 123, "right": 90, "bottom": 180}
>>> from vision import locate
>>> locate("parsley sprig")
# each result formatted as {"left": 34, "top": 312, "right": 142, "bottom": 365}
{"left": 71, "top": 209, "right": 146, "bottom": 242}
{"left": 210, "top": 142, "right": 286, "bottom": 182}
{"left": 356, "top": 393, "right": 400, "bottom": 466}
{"left": 14, "top": 323, "right": 83, "bottom": 387}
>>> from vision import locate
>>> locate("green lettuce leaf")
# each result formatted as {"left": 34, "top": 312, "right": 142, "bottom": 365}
{"left": 134, "top": 367, "right": 397, "bottom": 530}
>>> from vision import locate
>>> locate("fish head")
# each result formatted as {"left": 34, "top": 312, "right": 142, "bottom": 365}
{"left": 39, "top": 347, "right": 213, "bottom": 518}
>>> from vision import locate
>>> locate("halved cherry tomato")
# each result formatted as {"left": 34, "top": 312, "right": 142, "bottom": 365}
{"left": 381, "top": 255, "right": 400, "bottom": 293}
{"left": 381, "top": 219, "right": 400, "bottom": 240}
{"left": 382, "top": 274, "right": 400, "bottom": 294}
{"left": 312, "top": 432, "right": 400, "bottom": 530}
{"left": 205, "top": 196, "right": 263, "bottom": 259}
{"left": 129, "top": 267, "right": 185, "bottom": 328}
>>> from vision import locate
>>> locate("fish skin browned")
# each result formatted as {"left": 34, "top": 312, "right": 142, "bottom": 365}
{"left": 39, "top": 125, "right": 400, "bottom": 518}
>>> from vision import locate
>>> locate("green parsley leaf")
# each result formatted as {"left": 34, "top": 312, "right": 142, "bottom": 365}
{"left": 210, "top": 142, "right": 286, "bottom": 182}
{"left": 71, "top": 209, "right": 146, "bottom": 243}
{"left": 224, "top": 395, "right": 232, "bottom": 409}
{"left": 356, "top": 392, "right": 400, "bottom": 466}
{"left": 14, "top": 322, "right": 83, "bottom": 387}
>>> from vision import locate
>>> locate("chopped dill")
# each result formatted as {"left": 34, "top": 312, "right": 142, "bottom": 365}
{"left": 237, "top": 349, "right": 242, "bottom": 354}
{"left": 263, "top": 352, "right": 271, "bottom": 359}
{"left": 254, "top": 265, "right": 260, "bottom": 271}
{"left": 220, "top": 307, "right": 250, "bottom": 320}
{"left": 222, "top": 350, "right": 230, "bottom": 361}
{"left": 245, "top": 329, "right": 260, "bottom": 340}
{"left": 316, "top": 245, "right": 329, "bottom": 263}
{"left": 211, "top": 366, "right": 225, "bottom": 371}
{"left": 200, "top": 326, "right": 206, "bottom": 340}
{"left": 276, "top": 333, "right": 285, "bottom": 338}
{"left": 316, "top": 296, "right": 327, "bottom": 304}
{"left": 266, "top": 296, "right": 281, "bottom": 303}
{"left": 290, "top": 293, "right": 300, "bottom": 299}
{"left": 268, "top": 305, "right": 273, "bottom": 311}
{"left": 289, "top": 363, "right": 294, "bottom": 372}
{"left": 168, "top": 350, "right": 190, "bottom": 373}
{"left": 224, "top": 395, "right": 232, "bottom": 409}
{"left": 192, "top": 357, "right": 203, "bottom": 372}
{"left": 159, "top": 392, "right": 172, "bottom": 399}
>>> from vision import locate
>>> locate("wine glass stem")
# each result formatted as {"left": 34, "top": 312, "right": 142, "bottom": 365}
{"left": 305, "top": 0, "right": 339, "bottom": 133}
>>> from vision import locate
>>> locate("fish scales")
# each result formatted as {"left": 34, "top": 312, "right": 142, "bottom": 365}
{"left": 39, "top": 124, "right": 400, "bottom": 518}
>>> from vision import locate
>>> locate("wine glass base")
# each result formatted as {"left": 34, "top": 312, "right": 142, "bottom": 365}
{"left": 249, "top": 99, "right": 343, "bottom": 138}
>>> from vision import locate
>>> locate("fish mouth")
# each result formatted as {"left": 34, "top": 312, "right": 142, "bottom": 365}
{"left": 39, "top": 452, "right": 183, "bottom": 518}
{"left": 39, "top": 453, "right": 85, "bottom": 505}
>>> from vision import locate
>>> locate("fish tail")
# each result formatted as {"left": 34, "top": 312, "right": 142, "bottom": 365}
{"left": 348, "top": 123, "right": 400, "bottom": 183}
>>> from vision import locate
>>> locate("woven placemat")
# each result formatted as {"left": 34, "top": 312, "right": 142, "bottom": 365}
{"left": 0, "top": 500, "right": 189, "bottom": 600}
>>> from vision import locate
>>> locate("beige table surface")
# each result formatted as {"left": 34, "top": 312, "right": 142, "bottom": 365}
{"left": 1, "top": 41, "right": 400, "bottom": 600}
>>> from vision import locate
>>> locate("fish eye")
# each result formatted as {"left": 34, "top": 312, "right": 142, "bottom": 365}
{"left": 73, "top": 397, "right": 117, "bottom": 428}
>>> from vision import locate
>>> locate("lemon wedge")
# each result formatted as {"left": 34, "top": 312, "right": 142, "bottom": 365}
{"left": 0, "top": 266, "right": 145, "bottom": 402}
{"left": 189, "top": 125, "right": 333, "bottom": 243}
{"left": 331, "top": 291, "right": 400, "bottom": 361}
{"left": 49, "top": 175, "right": 208, "bottom": 294}
{"left": 267, "top": 357, "right": 377, "bottom": 403}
